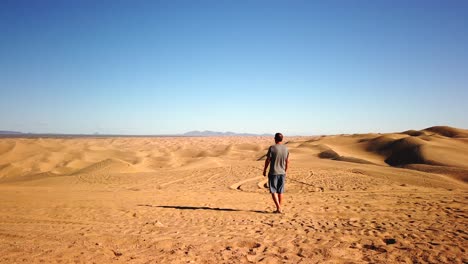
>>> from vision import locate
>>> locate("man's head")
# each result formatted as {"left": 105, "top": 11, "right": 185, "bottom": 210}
{"left": 274, "top": 133, "right": 283, "bottom": 143}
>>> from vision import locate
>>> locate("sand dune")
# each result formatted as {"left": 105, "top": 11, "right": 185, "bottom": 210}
{"left": 423, "top": 125, "right": 468, "bottom": 138}
{"left": 300, "top": 127, "right": 468, "bottom": 179}
{"left": 71, "top": 158, "right": 139, "bottom": 175}
{"left": 0, "top": 127, "right": 467, "bottom": 263}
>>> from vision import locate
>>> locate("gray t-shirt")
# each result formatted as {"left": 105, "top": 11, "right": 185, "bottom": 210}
{"left": 267, "top": 144, "right": 289, "bottom": 175}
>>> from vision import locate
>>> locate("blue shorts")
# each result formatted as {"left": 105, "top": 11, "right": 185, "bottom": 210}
{"left": 268, "top": 174, "right": 285, "bottom": 193}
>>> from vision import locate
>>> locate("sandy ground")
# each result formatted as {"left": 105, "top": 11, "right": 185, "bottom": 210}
{"left": 0, "top": 127, "right": 467, "bottom": 263}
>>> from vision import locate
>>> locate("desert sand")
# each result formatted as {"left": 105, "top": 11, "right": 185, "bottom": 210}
{"left": 0, "top": 126, "right": 467, "bottom": 263}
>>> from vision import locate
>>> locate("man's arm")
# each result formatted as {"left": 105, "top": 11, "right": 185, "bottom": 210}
{"left": 263, "top": 156, "right": 270, "bottom": 176}
{"left": 285, "top": 153, "right": 289, "bottom": 173}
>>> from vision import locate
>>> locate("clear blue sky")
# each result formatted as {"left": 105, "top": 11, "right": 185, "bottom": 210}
{"left": 1, "top": 0, "right": 467, "bottom": 135}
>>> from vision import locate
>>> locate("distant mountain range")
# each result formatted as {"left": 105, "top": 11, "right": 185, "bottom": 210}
{"left": 0, "top": 130, "right": 272, "bottom": 137}
{"left": 0, "top": 130, "right": 23, "bottom": 135}
{"left": 183, "top": 130, "right": 272, "bottom": 137}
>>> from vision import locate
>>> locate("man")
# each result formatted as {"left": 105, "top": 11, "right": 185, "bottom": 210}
{"left": 263, "top": 132, "right": 289, "bottom": 213}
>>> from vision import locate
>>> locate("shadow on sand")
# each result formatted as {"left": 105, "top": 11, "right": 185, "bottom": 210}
{"left": 137, "top": 204, "right": 270, "bottom": 214}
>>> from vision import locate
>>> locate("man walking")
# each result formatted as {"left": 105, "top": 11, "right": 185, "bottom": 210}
{"left": 263, "top": 133, "right": 289, "bottom": 213}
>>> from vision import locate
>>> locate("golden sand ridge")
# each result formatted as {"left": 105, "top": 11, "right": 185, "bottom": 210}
{"left": 0, "top": 126, "right": 467, "bottom": 263}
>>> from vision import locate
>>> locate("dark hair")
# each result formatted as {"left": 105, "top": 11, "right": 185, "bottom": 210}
{"left": 274, "top": 133, "right": 283, "bottom": 142}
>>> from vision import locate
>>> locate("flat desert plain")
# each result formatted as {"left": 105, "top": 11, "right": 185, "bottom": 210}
{"left": 0, "top": 126, "right": 467, "bottom": 263}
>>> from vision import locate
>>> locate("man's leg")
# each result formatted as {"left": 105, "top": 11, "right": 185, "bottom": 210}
{"left": 271, "top": 193, "right": 281, "bottom": 213}
{"left": 269, "top": 175, "right": 282, "bottom": 213}
{"left": 278, "top": 193, "right": 283, "bottom": 206}
{"left": 277, "top": 175, "right": 285, "bottom": 210}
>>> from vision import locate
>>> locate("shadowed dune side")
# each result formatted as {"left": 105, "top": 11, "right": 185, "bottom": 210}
{"left": 335, "top": 156, "right": 375, "bottom": 164}
{"left": 318, "top": 148, "right": 340, "bottom": 159}
{"left": 370, "top": 133, "right": 468, "bottom": 170}
{"left": 363, "top": 134, "right": 407, "bottom": 154}
{"left": 304, "top": 127, "right": 468, "bottom": 182}
{"left": 284, "top": 129, "right": 468, "bottom": 178}
{"left": 423, "top": 126, "right": 468, "bottom": 138}
{"left": 293, "top": 135, "right": 388, "bottom": 166}
{"left": 401, "top": 129, "right": 427, "bottom": 136}
{"left": 292, "top": 137, "right": 379, "bottom": 165}
{"left": 380, "top": 137, "right": 428, "bottom": 166}
{"left": 317, "top": 147, "right": 375, "bottom": 165}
